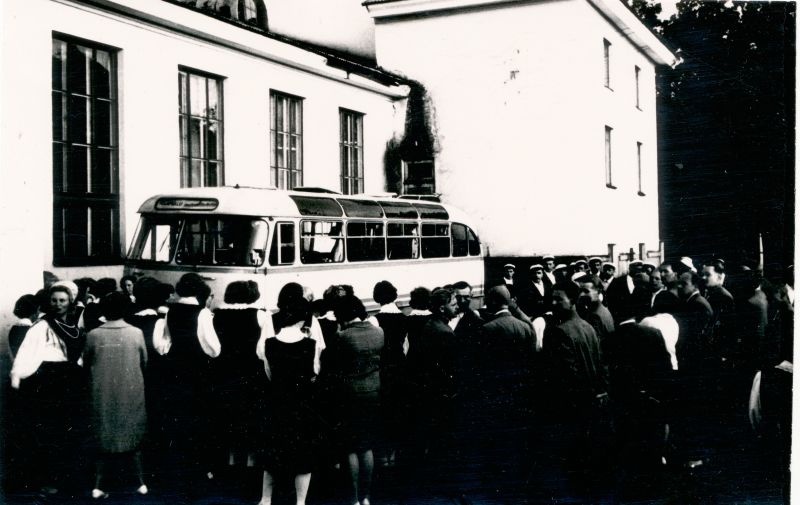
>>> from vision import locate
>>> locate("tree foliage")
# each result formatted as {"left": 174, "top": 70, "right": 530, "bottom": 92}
{"left": 631, "top": 1, "right": 794, "bottom": 274}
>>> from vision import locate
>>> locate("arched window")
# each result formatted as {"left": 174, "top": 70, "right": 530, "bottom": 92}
{"left": 238, "top": 0, "right": 268, "bottom": 30}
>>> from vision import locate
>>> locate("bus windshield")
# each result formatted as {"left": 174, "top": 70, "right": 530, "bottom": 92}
{"left": 128, "top": 214, "right": 269, "bottom": 267}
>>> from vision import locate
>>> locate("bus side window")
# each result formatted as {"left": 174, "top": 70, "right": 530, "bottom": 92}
{"left": 387, "top": 222, "right": 419, "bottom": 260}
{"left": 467, "top": 226, "right": 481, "bottom": 256}
{"left": 269, "top": 222, "right": 296, "bottom": 266}
{"left": 421, "top": 223, "right": 450, "bottom": 258}
{"left": 451, "top": 223, "right": 468, "bottom": 257}
{"left": 347, "top": 221, "right": 385, "bottom": 262}
{"left": 300, "top": 220, "right": 344, "bottom": 264}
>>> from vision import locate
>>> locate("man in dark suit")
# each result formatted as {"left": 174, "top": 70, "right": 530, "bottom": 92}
{"left": 605, "top": 260, "right": 645, "bottom": 325}
{"left": 519, "top": 264, "right": 550, "bottom": 319}
{"left": 652, "top": 262, "right": 681, "bottom": 315}
{"left": 701, "top": 259, "right": 736, "bottom": 362}
{"left": 472, "top": 285, "right": 535, "bottom": 499}
{"left": 542, "top": 255, "right": 557, "bottom": 288}
{"left": 542, "top": 282, "right": 610, "bottom": 495}
{"left": 576, "top": 274, "right": 615, "bottom": 348}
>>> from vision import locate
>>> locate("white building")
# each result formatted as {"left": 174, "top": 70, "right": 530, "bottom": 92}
{"left": 0, "top": 0, "right": 409, "bottom": 337}
{"left": 365, "top": 0, "right": 677, "bottom": 259}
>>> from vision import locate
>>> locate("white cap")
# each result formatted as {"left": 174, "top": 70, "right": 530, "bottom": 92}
{"left": 530, "top": 264, "right": 544, "bottom": 271}
{"left": 680, "top": 256, "right": 697, "bottom": 273}
{"left": 503, "top": 263, "right": 516, "bottom": 270}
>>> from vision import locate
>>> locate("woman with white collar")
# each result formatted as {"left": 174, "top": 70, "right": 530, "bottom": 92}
{"left": 258, "top": 295, "right": 318, "bottom": 505}
{"left": 213, "top": 280, "right": 273, "bottom": 470}
{"left": 152, "top": 273, "right": 221, "bottom": 489}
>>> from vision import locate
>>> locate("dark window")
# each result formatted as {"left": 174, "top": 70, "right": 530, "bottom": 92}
{"left": 290, "top": 196, "right": 343, "bottom": 217}
{"left": 300, "top": 220, "right": 344, "bottom": 264}
{"left": 269, "top": 222, "right": 295, "bottom": 266}
{"left": 340, "top": 109, "right": 364, "bottom": 194}
{"left": 380, "top": 201, "right": 418, "bottom": 219}
{"left": 387, "top": 222, "right": 420, "bottom": 260}
{"left": 402, "top": 160, "right": 435, "bottom": 195}
{"left": 338, "top": 199, "right": 384, "bottom": 218}
{"left": 603, "top": 39, "right": 612, "bottom": 89}
{"left": 634, "top": 65, "right": 641, "bottom": 108}
{"left": 52, "top": 36, "right": 120, "bottom": 265}
{"left": 421, "top": 223, "right": 450, "bottom": 258}
{"left": 637, "top": 142, "right": 645, "bottom": 196}
{"left": 605, "top": 126, "right": 615, "bottom": 188}
{"left": 346, "top": 221, "right": 385, "bottom": 262}
{"left": 451, "top": 223, "right": 469, "bottom": 257}
{"left": 413, "top": 203, "right": 449, "bottom": 220}
{"left": 129, "top": 215, "right": 268, "bottom": 267}
{"left": 467, "top": 227, "right": 481, "bottom": 256}
{"left": 238, "top": 0, "right": 268, "bottom": 29}
{"left": 270, "top": 91, "right": 303, "bottom": 189}
{"left": 179, "top": 68, "right": 224, "bottom": 187}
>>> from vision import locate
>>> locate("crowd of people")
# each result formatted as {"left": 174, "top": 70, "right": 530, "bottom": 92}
{"left": 2, "top": 254, "right": 794, "bottom": 504}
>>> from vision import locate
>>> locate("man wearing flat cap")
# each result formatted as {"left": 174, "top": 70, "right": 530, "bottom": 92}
{"left": 519, "top": 264, "right": 551, "bottom": 320}
{"left": 502, "top": 263, "right": 517, "bottom": 298}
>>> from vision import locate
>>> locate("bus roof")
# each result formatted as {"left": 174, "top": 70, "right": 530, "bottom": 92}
{"left": 137, "top": 186, "right": 477, "bottom": 227}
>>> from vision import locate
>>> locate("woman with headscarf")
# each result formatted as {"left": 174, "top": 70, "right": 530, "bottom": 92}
{"left": 10, "top": 281, "right": 86, "bottom": 495}
{"left": 152, "top": 273, "right": 221, "bottom": 489}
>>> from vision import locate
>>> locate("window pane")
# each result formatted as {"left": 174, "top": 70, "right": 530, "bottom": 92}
{"left": 52, "top": 92, "right": 65, "bottom": 140}
{"left": 189, "top": 74, "right": 206, "bottom": 116}
{"left": 66, "top": 44, "right": 90, "bottom": 94}
{"left": 92, "top": 148, "right": 112, "bottom": 193}
{"left": 207, "top": 161, "right": 221, "bottom": 187}
{"left": 452, "top": 223, "right": 468, "bottom": 257}
{"left": 90, "top": 206, "right": 114, "bottom": 257}
{"left": 94, "top": 99, "right": 112, "bottom": 146}
{"left": 63, "top": 206, "right": 89, "bottom": 258}
{"left": 53, "top": 143, "right": 65, "bottom": 192}
{"left": 68, "top": 95, "right": 89, "bottom": 144}
{"left": 52, "top": 40, "right": 66, "bottom": 90}
{"left": 207, "top": 120, "right": 220, "bottom": 160}
{"left": 207, "top": 78, "right": 219, "bottom": 119}
{"left": 300, "top": 220, "right": 344, "bottom": 264}
{"left": 179, "top": 72, "right": 187, "bottom": 113}
{"left": 190, "top": 117, "right": 204, "bottom": 158}
{"left": 467, "top": 227, "right": 481, "bottom": 256}
{"left": 180, "top": 158, "right": 189, "bottom": 188}
{"left": 67, "top": 145, "right": 89, "bottom": 193}
{"left": 92, "top": 50, "right": 113, "bottom": 99}
{"left": 190, "top": 159, "right": 203, "bottom": 188}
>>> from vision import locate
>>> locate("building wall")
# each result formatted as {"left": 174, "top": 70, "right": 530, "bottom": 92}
{"left": 372, "top": 0, "right": 661, "bottom": 258}
{"left": 0, "top": 0, "right": 404, "bottom": 337}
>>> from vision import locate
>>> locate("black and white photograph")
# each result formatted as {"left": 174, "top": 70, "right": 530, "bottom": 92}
{"left": 0, "top": 0, "right": 794, "bottom": 503}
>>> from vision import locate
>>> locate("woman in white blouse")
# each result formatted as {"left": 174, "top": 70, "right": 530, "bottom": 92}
{"left": 10, "top": 281, "right": 86, "bottom": 495}
{"left": 151, "top": 273, "right": 221, "bottom": 490}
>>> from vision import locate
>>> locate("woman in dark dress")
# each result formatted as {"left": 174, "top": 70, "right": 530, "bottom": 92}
{"left": 259, "top": 294, "right": 318, "bottom": 505}
{"left": 125, "top": 277, "right": 171, "bottom": 455}
{"left": 367, "top": 281, "right": 408, "bottom": 467}
{"left": 10, "top": 282, "right": 86, "bottom": 495}
{"left": 328, "top": 295, "right": 385, "bottom": 505}
{"left": 153, "top": 273, "right": 221, "bottom": 488}
{"left": 213, "top": 280, "right": 271, "bottom": 469}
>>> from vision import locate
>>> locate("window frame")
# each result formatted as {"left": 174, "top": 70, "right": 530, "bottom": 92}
{"left": 270, "top": 90, "right": 304, "bottom": 190}
{"left": 269, "top": 221, "right": 296, "bottom": 266}
{"left": 605, "top": 126, "right": 616, "bottom": 189}
{"left": 179, "top": 66, "right": 225, "bottom": 188}
{"left": 52, "top": 33, "right": 121, "bottom": 266}
{"left": 345, "top": 220, "right": 386, "bottom": 262}
{"left": 339, "top": 108, "right": 364, "bottom": 195}
{"left": 603, "top": 38, "right": 612, "bottom": 90}
{"left": 420, "top": 222, "right": 451, "bottom": 259}
{"left": 299, "top": 219, "right": 345, "bottom": 264}
{"left": 636, "top": 141, "right": 645, "bottom": 196}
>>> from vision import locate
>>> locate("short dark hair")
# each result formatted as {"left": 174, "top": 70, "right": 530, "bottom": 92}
{"left": 247, "top": 281, "right": 261, "bottom": 304}
{"left": 132, "top": 277, "right": 162, "bottom": 310}
{"left": 282, "top": 296, "right": 311, "bottom": 327}
{"left": 94, "top": 278, "right": 118, "bottom": 298}
{"left": 451, "top": 281, "right": 472, "bottom": 291}
{"left": 575, "top": 274, "right": 603, "bottom": 293}
{"left": 409, "top": 286, "right": 431, "bottom": 310}
{"left": 120, "top": 275, "right": 136, "bottom": 287}
{"left": 553, "top": 281, "right": 580, "bottom": 303}
{"left": 429, "top": 287, "right": 454, "bottom": 313}
{"left": 277, "top": 282, "right": 305, "bottom": 311}
{"left": 13, "top": 294, "right": 38, "bottom": 320}
{"left": 74, "top": 277, "right": 96, "bottom": 303}
{"left": 224, "top": 281, "right": 252, "bottom": 304}
{"left": 175, "top": 273, "right": 211, "bottom": 306}
{"left": 707, "top": 259, "right": 726, "bottom": 275}
{"left": 681, "top": 270, "right": 702, "bottom": 287}
{"left": 100, "top": 292, "right": 130, "bottom": 321}
{"left": 333, "top": 295, "right": 367, "bottom": 323}
{"left": 373, "top": 280, "right": 398, "bottom": 306}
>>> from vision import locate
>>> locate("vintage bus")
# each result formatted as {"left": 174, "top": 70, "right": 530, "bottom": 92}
{"left": 125, "top": 186, "right": 484, "bottom": 311}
